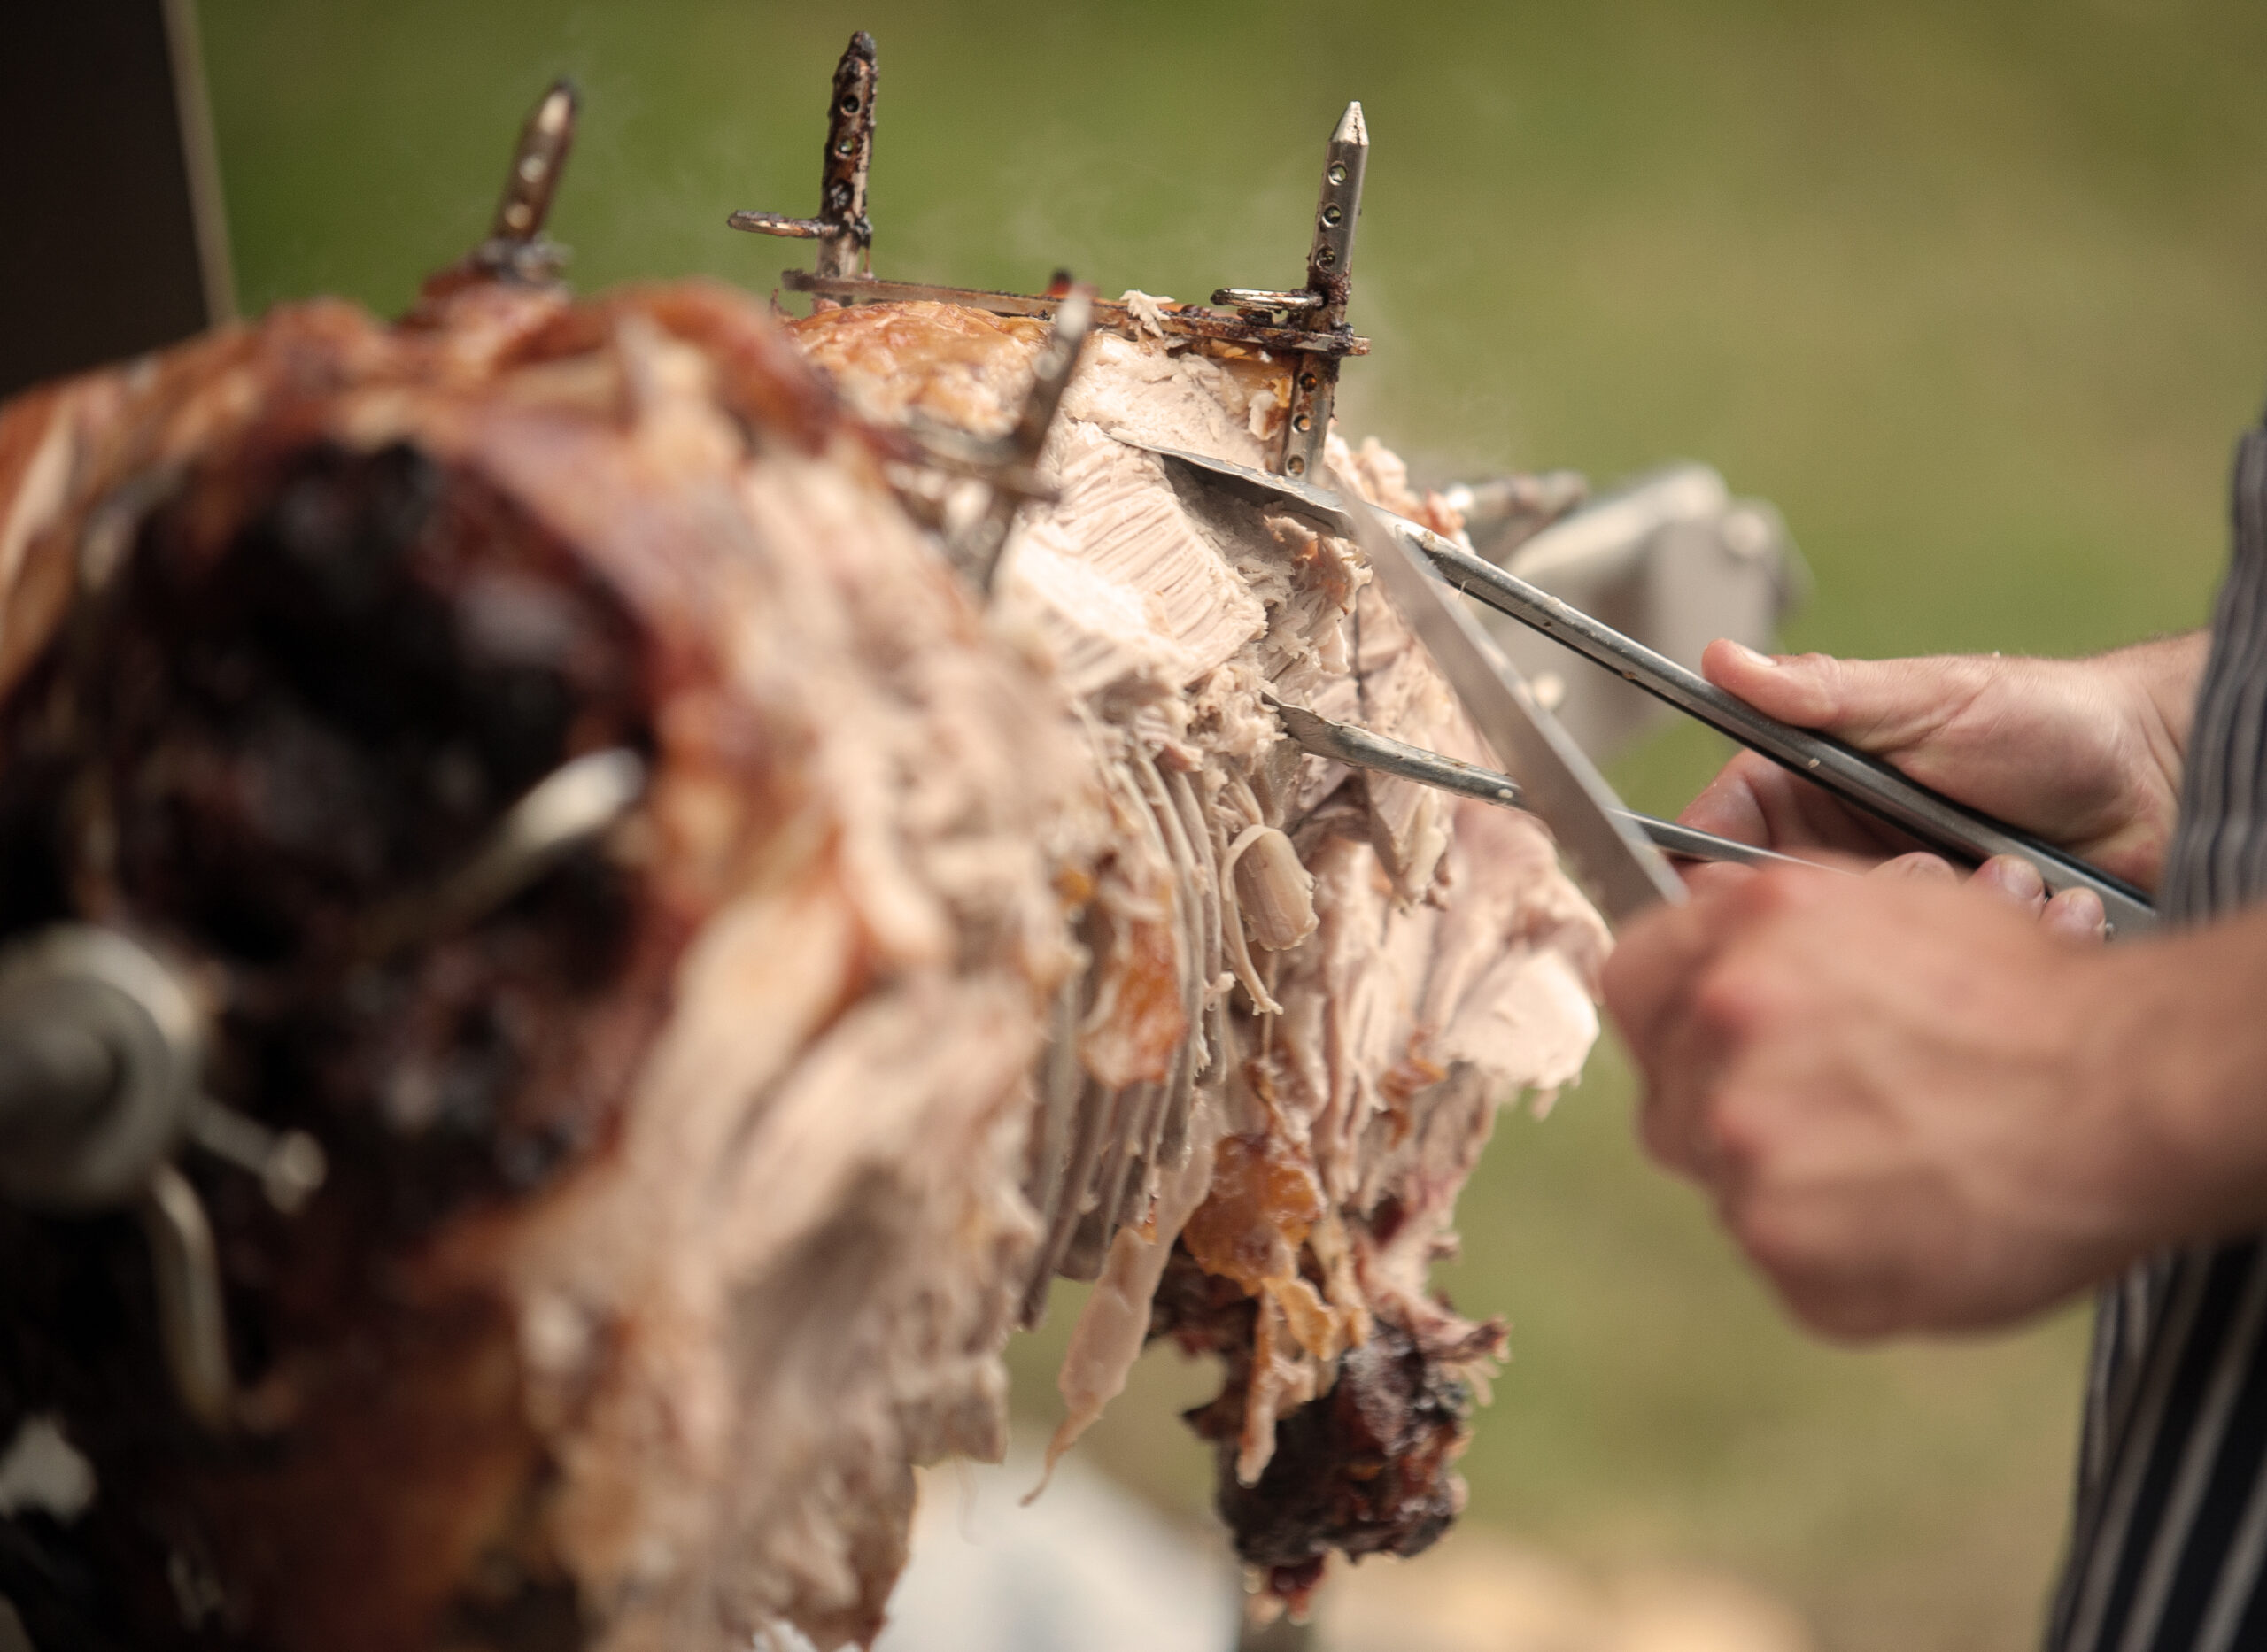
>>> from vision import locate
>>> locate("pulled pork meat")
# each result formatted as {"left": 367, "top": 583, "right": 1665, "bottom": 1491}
{"left": 794, "top": 299, "right": 1607, "bottom": 1610}
{"left": 0, "top": 277, "right": 1097, "bottom": 1652}
{"left": 0, "top": 274, "right": 1605, "bottom": 1650}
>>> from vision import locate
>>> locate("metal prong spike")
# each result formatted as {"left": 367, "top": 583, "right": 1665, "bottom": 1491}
{"left": 1280, "top": 100, "right": 1368, "bottom": 479}
{"left": 817, "top": 29, "right": 878, "bottom": 278}
{"left": 1310, "top": 101, "right": 1367, "bottom": 314}
{"left": 974, "top": 285, "right": 1093, "bottom": 593}
{"left": 1009, "top": 284, "right": 1093, "bottom": 462}
{"left": 494, "top": 79, "right": 577, "bottom": 242}
{"left": 728, "top": 30, "right": 879, "bottom": 286}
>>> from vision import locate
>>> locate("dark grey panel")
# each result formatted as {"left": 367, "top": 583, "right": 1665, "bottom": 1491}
{"left": 0, "top": 0, "right": 231, "bottom": 398}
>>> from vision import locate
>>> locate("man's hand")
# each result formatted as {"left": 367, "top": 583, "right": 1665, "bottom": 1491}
{"left": 1604, "top": 866, "right": 2201, "bottom": 1339}
{"left": 1684, "top": 634, "right": 2204, "bottom": 897}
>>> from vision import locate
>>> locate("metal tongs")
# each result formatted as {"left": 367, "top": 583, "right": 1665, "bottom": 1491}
{"left": 1146, "top": 444, "right": 2159, "bottom": 937}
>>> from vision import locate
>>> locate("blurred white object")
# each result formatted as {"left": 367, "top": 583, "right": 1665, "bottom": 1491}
{"left": 1462, "top": 464, "right": 1808, "bottom": 762}
{"left": 870, "top": 1441, "right": 1235, "bottom": 1652}
{"left": 0, "top": 1415, "right": 95, "bottom": 1523}
{"left": 1317, "top": 1526, "right": 1813, "bottom": 1652}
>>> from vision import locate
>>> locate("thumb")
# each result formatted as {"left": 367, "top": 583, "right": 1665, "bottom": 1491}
{"left": 1700, "top": 641, "right": 1947, "bottom": 751}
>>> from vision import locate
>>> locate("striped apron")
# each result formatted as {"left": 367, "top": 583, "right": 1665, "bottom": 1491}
{"left": 2045, "top": 424, "right": 2267, "bottom": 1651}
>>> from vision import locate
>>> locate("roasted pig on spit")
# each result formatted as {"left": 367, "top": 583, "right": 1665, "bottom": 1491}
{"left": 0, "top": 70, "right": 1609, "bottom": 1652}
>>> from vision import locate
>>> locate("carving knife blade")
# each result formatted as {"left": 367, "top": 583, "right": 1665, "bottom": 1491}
{"left": 1329, "top": 475, "right": 1687, "bottom": 923}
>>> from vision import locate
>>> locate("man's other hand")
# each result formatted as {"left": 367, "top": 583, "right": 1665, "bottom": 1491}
{"left": 1603, "top": 866, "right": 2184, "bottom": 1339}
{"left": 1683, "top": 635, "right": 2203, "bottom": 896}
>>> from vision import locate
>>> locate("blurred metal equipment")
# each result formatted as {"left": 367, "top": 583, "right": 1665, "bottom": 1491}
{"left": 0, "top": 0, "right": 234, "bottom": 398}
{"left": 0, "top": 926, "right": 326, "bottom": 1432}
{"left": 1465, "top": 463, "right": 1807, "bottom": 762}
{"left": 0, "top": 928, "right": 202, "bottom": 1213}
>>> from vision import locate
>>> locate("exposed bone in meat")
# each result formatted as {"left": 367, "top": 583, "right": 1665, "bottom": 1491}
{"left": 793, "top": 299, "right": 1607, "bottom": 1607}
{"left": 0, "top": 280, "right": 1098, "bottom": 1652}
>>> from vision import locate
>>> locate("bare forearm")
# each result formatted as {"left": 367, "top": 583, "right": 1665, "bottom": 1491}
{"left": 2096, "top": 899, "right": 2267, "bottom": 1246}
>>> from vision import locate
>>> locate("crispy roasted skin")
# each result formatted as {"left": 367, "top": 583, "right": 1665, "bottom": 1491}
{"left": 0, "top": 280, "right": 1091, "bottom": 1652}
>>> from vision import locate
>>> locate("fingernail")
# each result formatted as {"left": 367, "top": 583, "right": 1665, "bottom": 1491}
{"left": 2044, "top": 887, "right": 2108, "bottom": 944}
{"left": 1883, "top": 853, "right": 1957, "bottom": 883}
{"left": 1977, "top": 856, "right": 2046, "bottom": 907}
{"left": 1725, "top": 642, "right": 1776, "bottom": 669}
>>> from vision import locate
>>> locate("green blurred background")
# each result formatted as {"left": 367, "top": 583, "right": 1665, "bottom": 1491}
{"left": 200, "top": 2, "right": 2267, "bottom": 1647}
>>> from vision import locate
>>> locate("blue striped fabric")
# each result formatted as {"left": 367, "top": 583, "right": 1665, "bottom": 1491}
{"left": 2044, "top": 426, "right": 2267, "bottom": 1652}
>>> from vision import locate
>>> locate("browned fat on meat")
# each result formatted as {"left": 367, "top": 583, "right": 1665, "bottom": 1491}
{"left": 0, "top": 281, "right": 1099, "bottom": 1652}
{"left": 790, "top": 298, "right": 1609, "bottom": 1605}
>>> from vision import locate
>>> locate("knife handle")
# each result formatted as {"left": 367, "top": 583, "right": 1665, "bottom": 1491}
{"left": 1399, "top": 521, "right": 2159, "bottom": 938}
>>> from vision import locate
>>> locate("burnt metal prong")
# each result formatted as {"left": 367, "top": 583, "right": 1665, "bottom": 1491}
{"left": 495, "top": 80, "right": 576, "bottom": 241}
{"left": 358, "top": 748, "right": 647, "bottom": 961}
{"left": 187, "top": 1100, "right": 328, "bottom": 1216}
{"left": 966, "top": 284, "right": 1095, "bottom": 594}
{"left": 1281, "top": 101, "right": 1368, "bottom": 480}
{"left": 469, "top": 78, "right": 579, "bottom": 282}
{"left": 727, "top": 31, "right": 878, "bottom": 284}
